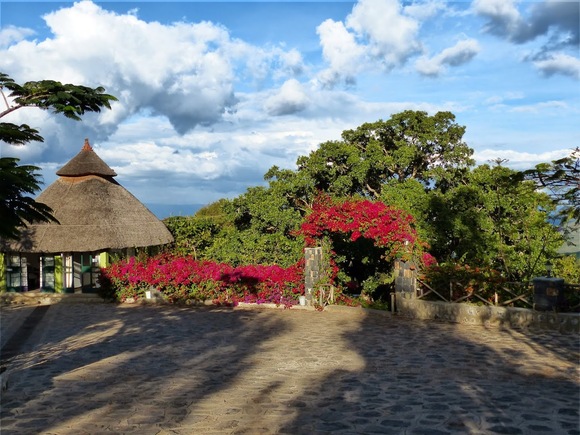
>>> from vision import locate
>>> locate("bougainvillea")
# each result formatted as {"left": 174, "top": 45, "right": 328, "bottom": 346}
{"left": 299, "top": 194, "right": 424, "bottom": 260}
{"left": 100, "top": 253, "right": 305, "bottom": 306}
{"left": 295, "top": 194, "right": 433, "bottom": 299}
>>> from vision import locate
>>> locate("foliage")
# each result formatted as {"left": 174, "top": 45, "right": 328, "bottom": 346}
{"left": 165, "top": 189, "right": 305, "bottom": 267}
{"left": 163, "top": 111, "right": 561, "bottom": 298}
{"left": 552, "top": 256, "right": 580, "bottom": 284}
{"left": 0, "top": 73, "right": 117, "bottom": 128}
{"left": 0, "top": 158, "right": 58, "bottom": 239}
{"left": 163, "top": 201, "right": 229, "bottom": 258}
{"left": 100, "top": 253, "right": 305, "bottom": 307}
{"left": 524, "top": 147, "right": 580, "bottom": 223}
{"left": 0, "top": 72, "right": 117, "bottom": 239}
{"left": 427, "top": 163, "right": 562, "bottom": 282}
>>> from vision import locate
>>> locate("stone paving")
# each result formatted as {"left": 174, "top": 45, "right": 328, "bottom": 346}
{"left": 0, "top": 302, "right": 579, "bottom": 434}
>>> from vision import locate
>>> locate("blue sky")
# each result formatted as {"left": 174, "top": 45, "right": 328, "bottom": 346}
{"left": 1, "top": 0, "right": 578, "bottom": 218}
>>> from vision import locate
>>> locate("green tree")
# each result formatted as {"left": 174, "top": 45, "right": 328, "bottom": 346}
{"left": 524, "top": 147, "right": 579, "bottom": 223}
{"left": 428, "top": 163, "right": 562, "bottom": 281}
{"left": 0, "top": 72, "right": 117, "bottom": 239}
{"left": 206, "top": 186, "right": 304, "bottom": 266}
{"left": 164, "top": 200, "right": 231, "bottom": 259}
{"left": 276, "top": 110, "right": 473, "bottom": 201}
{"left": 264, "top": 111, "right": 473, "bottom": 238}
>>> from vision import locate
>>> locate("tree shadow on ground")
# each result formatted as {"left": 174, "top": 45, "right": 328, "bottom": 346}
{"left": 0, "top": 302, "right": 289, "bottom": 433}
{"left": 279, "top": 312, "right": 580, "bottom": 435}
{"left": 1, "top": 303, "right": 578, "bottom": 434}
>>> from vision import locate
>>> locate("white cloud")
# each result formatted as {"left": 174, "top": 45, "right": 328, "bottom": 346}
{"left": 264, "top": 79, "right": 310, "bottom": 116}
{"left": 98, "top": 141, "right": 221, "bottom": 179}
{"left": 0, "top": 25, "right": 35, "bottom": 48}
{"left": 510, "top": 100, "right": 569, "bottom": 114}
{"left": 316, "top": 19, "right": 367, "bottom": 87}
{"left": 404, "top": 0, "right": 447, "bottom": 20}
{"left": 534, "top": 53, "right": 580, "bottom": 80}
{"left": 416, "top": 39, "right": 480, "bottom": 76}
{"left": 315, "top": 0, "right": 424, "bottom": 87}
{"left": 346, "top": 0, "right": 421, "bottom": 68}
{"left": 483, "top": 92, "right": 525, "bottom": 105}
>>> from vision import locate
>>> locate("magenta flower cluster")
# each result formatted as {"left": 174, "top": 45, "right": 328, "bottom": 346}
{"left": 101, "top": 253, "right": 305, "bottom": 307}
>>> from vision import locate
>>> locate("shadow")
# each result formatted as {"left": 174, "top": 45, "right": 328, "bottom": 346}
{"left": 1, "top": 301, "right": 578, "bottom": 434}
{"left": 0, "top": 301, "right": 290, "bottom": 433}
{"left": 279, "top": 311, "right": 580, "bottom": 434}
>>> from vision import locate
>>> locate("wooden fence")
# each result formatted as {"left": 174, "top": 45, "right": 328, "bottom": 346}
{"left": 416, "top": 279, "right": 579, "bottom": 312}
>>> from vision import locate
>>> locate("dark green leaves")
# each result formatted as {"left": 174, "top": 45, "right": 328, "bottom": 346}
{"left": 0, "top": 158, "right": 58, "bottom": 240}
{"left": 1, "top": 75, "right": 117, "bottom": 121}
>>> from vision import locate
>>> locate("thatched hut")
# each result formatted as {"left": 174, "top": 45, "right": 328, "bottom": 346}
{"left": 0, "top": 139, "right": 173, "bottom": 293}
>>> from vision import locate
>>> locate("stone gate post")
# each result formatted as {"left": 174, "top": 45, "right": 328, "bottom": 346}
{"left": 304, "top": 247, "right": 323, "bottom": 306}
{"left": 394, "top": 260, "right": 417, "bottom": 305}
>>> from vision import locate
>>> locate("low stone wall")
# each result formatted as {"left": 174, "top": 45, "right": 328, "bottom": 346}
{"left": 396, "top": 292, "right": 580, "bottom": 333}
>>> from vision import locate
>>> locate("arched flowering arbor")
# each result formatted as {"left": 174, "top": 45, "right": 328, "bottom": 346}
{"left": 298, "top": 195, "right": 433, "bottom": 298}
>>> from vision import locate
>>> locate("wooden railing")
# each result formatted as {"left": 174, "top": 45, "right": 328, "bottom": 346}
{"left": 416, "top": 279, "right": 533, "bottom": 308}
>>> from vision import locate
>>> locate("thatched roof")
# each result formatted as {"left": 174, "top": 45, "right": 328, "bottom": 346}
{"left": 4, "top": 139, "right": 173, "bottom": 253}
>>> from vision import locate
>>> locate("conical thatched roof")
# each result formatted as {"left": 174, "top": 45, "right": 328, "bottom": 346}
{"left": 56, "top": 138, "right": 117, "bottom": 177}
{"left": 4, "top": 139, "right": 173, "bottom": 253}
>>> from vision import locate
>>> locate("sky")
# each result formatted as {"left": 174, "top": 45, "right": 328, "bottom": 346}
{"left": 0, "top": 0, "right": 578, "bottom": 219}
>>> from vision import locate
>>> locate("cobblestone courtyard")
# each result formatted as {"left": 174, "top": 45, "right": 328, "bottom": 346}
{"left": 1, "top": 303, "right": 579, "bottom": 434}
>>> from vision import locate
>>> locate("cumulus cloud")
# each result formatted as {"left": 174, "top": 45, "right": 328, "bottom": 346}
{"left": 2, "top": 1, "right": 304, "bottom": 138}
{"left": 534, "top": 53, "right": 580, "bottom": 80}
{"left": 316, "top": 19, "right": 367, "bottom": 87}
{"left": 473, "top": 0, "right": 579, "bottom": 46}
{"left": 346, "top": 0, "right": 421, "bottom": 67}
{"left": 316, "top": 0, "right": 422, "bottom": 87}
{"left": 416, "top": 39, "right": 480, "bottom": 76}
{"left": 264, "top": 79, "right": 310, "bottom": 116}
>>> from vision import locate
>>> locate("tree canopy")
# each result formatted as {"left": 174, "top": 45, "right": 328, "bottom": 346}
{"left": 524, "top": 147, "right": 580, "bottom": 224}
{"left": 163, "top": 110, "right": 564, "bottom": 291}
{"left": 0, "top": 72, "right": 117, "bottom": 239}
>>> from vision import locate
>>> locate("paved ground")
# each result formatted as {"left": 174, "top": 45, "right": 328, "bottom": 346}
{"left": 0, "top": 302, "right": 578, "bottom": 434}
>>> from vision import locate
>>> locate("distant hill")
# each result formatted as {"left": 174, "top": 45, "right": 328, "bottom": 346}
{"left": 146, "top": 203, "right": 205, "bottom": 220}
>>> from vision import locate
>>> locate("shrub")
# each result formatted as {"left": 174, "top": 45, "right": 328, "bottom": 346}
{"left": 100, "top": 254, "right": 305, "bottom": 307}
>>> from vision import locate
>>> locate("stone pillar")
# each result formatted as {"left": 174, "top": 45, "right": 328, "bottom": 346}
{"left": 394, "top": 260, "right": 417, "bottom": 297}
{"left": 304, "top": 247, "right": 323, "bottom": 305}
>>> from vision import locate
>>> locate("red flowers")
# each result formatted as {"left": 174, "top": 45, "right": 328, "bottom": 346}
{"left": 101, "top": 253, "right": 304, "bottom": 306}
{"left": 298, "top": 195, "right": 421, "bottom": 262}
